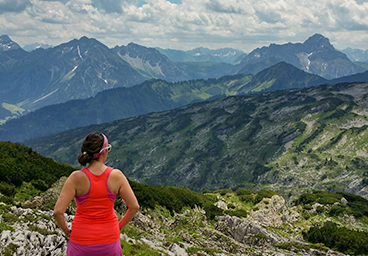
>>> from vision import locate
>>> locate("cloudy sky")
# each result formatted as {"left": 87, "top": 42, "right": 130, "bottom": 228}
{"left": 0, "top": 0, "right": 367, "bottom": 52}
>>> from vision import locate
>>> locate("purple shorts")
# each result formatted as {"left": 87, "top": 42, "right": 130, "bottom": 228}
{"left": 67, "top": 240, "right": 122, "bottom": 256}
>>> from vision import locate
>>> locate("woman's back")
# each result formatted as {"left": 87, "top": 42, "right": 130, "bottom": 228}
{"left": 70, "top": 167, "right": 120, "bottom": 245}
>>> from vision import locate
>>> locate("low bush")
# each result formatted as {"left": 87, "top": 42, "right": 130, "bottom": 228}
{"left": 129, "top": 180, "right": 223, "bottom": 220}
{"left": 303, "top": 221, "right": 368, "bottom": 255}
{"left": 214, "top": 189, "right": 233, "bottom": 196}
{"left": 238, "top": 194, "right": 254, "bottom": 203}
{"left": 294, "top": 190, "right": 368, "bottom": 219}
{"left": 236, "top": 188, "right": 252, "bottom": 196}
{"left": 225, "top": 209, "right": 248, "bottom": 218}
{"left": 254, "top": 190, "right": 278, "bottom": 204}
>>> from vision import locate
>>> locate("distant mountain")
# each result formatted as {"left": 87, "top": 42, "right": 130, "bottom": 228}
{"left": 113, "top": 43, "right": 188, "bottom": 82}
{"left": 0, "top": 36, "right": 242, "bottom": 123}
{"left": 0, "top": 35, "right": 21, "bottom": 51}
{"left": 1, "top": 34, "right": 368, "bottom": 125}
{"left": 157, "top": 47, "right": 245, "bottom": 64}
{"left": 0, "top": 36, "right": 146, "bottom": 113}
{"left": 25, "top": 82, "right": 368, "bottom": 196}
{"left": 330, "top": 70, "right": 368, "bottom": 84}
{"left": 341, "top": 47, "right": 368, "bottom": 63}
{"left": 238, "top": 34, "right": 367, "bottom": 79}
{"left": 3, "top": 61, "right": 368, "bottom": 143}
{"left": 0, "top": 74, "right": 252, "bottom": 142}
{"left": 175, "top": 61, "right": 237, "bottom": 80}
{"left": 23, "top": 42, "right": 53, "bottom": 52}
{"left": 0, "top": 35, "right": 28, "bottom": 70}
{"left": 237, "top": 62, "right": 328, "bottom": 94}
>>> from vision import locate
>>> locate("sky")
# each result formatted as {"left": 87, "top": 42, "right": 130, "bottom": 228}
{"left": 0, "top": 0, "right": 367, "bottom": 53}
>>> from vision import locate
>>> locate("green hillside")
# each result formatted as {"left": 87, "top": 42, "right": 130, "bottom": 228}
{"left": 2, "top": 141, "right": 368, "bottom": 255}
{"left": 0, "top": 141, "right": 74, "bottom": 204}
{"left": 26, "top": 82, "right": 368, "bottom": 199}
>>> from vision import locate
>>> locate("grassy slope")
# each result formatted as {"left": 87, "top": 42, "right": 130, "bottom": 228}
{"left": 25, "top": 82, "right": 368, "bottom": 199}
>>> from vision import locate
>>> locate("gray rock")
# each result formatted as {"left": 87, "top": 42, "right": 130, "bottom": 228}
{"left": 168, "top": 243, "right": 188, "bottom": 256}
{"left": 341, "top": 197, "right": 348, "bottom": 205}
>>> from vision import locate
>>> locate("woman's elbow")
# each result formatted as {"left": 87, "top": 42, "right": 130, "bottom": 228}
{"left": 53, "top": 208, "right": 64, "bottom": 218}
{"left": 131, "top": 203, "right": 140, "bottom": 212}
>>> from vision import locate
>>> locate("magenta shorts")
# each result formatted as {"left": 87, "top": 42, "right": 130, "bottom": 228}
{"left": 67, "top": 240, "right": 122, "bottom": 256}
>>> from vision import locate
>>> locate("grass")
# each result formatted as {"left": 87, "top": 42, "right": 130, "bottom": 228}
{"left": 121, "top": 240, "right": 162, "bottom": 256}
{"left": 2, "top": 102, "right": 25, "bottom": 115}
{"left": 2, "top": 243, "right": 19, "bottom": 256}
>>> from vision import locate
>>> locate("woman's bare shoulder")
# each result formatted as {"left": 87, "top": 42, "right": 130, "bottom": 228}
{"left": 68, "top": 170, "right": 87, "bottom": 180}
{"left": 110, "top": 168, "right": 126, "bottom": 178}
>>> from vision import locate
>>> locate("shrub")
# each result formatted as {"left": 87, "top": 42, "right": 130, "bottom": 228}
{"left": 316, "top": 206, "right": 325, "bottom": 214}
{"left": 2, "top": 243, "right": 19, "bottom": 256}
{"left": 303, "top": 221, "right": 368, "bottom": 255}
{"left": 236, "top": 188, "right": 252, "bottom": 196}
{"left": 215, "top": 189, "right": 233, "bottom": 196}
{"left": 254, "top": 190, "right": 278, "bottom": 204}
{"left": 129, "top": 180, "right": 223, "bottom": 220}
{"left": 0, "top": 182, "right": 15, "bottom": 197}
{"left": 238, "top": 194, "right": 254, "bottom": 203}
{"left": 225, "top": 209, "right": 248, "bottom": 218}
{"left": 303, "top": 204, "right": 313, "bottom": 210}
{"left": 294, "top": 191, "right": 368, "bottom": 219}
{"left": 0, "top": 222, "right": 15, "bottom": 232}
{"left": 201, "top": 189, "right": 212, "bottom": 194}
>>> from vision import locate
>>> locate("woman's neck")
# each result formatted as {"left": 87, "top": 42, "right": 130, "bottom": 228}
{"left": 87, "top": 160, "right": 107, "bottom": 175}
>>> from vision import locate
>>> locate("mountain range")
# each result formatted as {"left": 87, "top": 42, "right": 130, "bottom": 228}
{"left": 4, "top": 60, "right": 368, "bottom": 143}
{"left": 238, "top": 34, "right": 366, "bottom": 79}
{"left": 342, "top": 47, "right": 368, "bottom": 63}
{"left": 25, "top": 81, "right": 368, "bottom": 198}
{"left": 156, "top": 46, "right": 246, "bottom": 64}
{"left": 0, "top": 33, "right": 367, "bottom": 125}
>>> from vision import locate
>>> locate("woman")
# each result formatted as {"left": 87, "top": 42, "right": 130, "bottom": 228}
{"left": 54, "top": 131, "right": 140, "bottom": 256}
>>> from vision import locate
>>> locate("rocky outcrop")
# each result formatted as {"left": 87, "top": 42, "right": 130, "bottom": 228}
{"left": 0, "top": 207, "right": 68, "bottom": 256}
{"left": 0, "top": 194, "right": 354, "bottom": 256}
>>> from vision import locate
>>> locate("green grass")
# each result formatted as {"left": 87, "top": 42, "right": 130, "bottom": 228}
{"left": 252, "top": 80, "right": 276, "bottom": 92}
{"left": 121, "top": 240, "right": 162, "bottom": 256}
{"left": 2, "top": 102, "right": 25, "bottom": 115}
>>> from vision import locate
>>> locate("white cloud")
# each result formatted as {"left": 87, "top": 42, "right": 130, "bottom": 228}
{"left": 0, "top": 0, "right": 367, "bottom": 51}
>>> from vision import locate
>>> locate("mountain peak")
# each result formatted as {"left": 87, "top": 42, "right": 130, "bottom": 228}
{"left": 79, "top": 36, "right": 90, "bottom": 42}
{"left": 0, "top": 35, "right": 12, "bottom": 43}
{"left": 0, "top": 35, "right": 21, "bottom": 51}
{"left": 126, "top": 42, "right": 146, "bottom": 49}
{"left": 303, "top": 33, "right": 333, "bottom": 51}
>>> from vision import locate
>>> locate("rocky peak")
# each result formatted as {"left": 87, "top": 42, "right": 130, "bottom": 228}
{"left": 0, "top": 35, "right": 21, "bottom": 52}
{"left": 303, "top": 33, "right": 334, "bottom": 53}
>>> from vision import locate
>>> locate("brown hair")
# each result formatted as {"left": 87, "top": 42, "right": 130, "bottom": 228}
{"left": 78, "top": 131, "right": 104, "bottom": 166}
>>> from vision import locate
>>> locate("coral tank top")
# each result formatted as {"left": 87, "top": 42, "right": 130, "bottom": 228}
{"left": 69, "top": 167, "right": 120, "bottom": 245}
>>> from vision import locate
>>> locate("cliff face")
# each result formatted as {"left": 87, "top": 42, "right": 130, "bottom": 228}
{"left": 0, "top": 179, "right": 361, "bottom": 256}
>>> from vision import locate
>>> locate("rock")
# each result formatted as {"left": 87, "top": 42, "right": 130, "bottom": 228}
{"left": 168, "top": 243, "right": 188, "bottom": 256}
{"left": 215, "top": 200, "right": 228, "bottom": 210}
{"left": 216, "top": 215, "right": 284, "bottom": 245}
{"left": 282, "top": 209, "right": 301, "bottom": 223}
{"left": 341, "top": 197, "right": 348, "bottom": 205}
{"left": 250, "top": 195, "right": 286, "bottom": 227}
{"left": 0, "top": 230, "right": 11, "bottom": 244}
{"left": 21, "top": 196, "right": 43, "bottom": 209}
{"left": 130, "top": 212, "right": 160, "bottom": 235}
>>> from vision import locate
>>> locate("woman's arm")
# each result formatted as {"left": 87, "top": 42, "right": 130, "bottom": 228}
{"left": 53, "top": 172, "right": 77, "bottom": 238}
{"left": 114, "top": 170, "right": 140, "bottom": 230}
